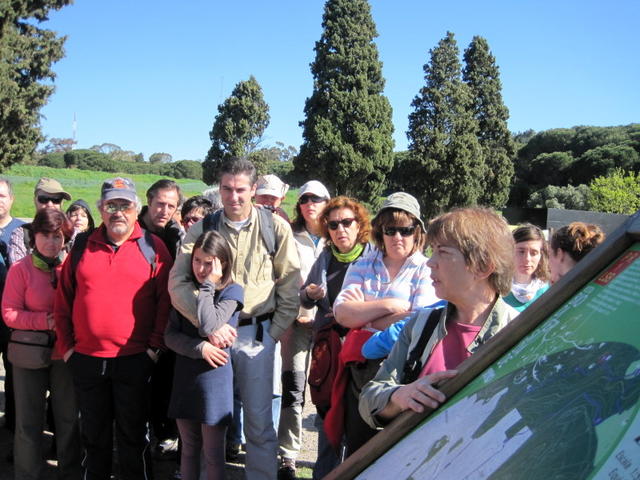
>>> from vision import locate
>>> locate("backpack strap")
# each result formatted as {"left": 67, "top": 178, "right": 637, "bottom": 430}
{"left": 70, "top": 231, "right": 91, "bottom": 290}
{"left": 137, "top": 229, "right": 157, "bottom": 274}
{"left": 256, "top": 207, "right": 277, "bottom": 257}
{"left": 202, "top": 209, "right": 222, "bottom": 233}
{"left": 402, "top": 308, "right": 444, "bottom": 384}
{"left": 21, "top": 223, "right": 32, "bottom": 253}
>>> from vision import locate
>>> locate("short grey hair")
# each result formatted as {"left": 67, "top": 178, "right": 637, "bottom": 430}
{"left": 202, "top": 187, "right": 223, "bottom": 210}
{"left": 0, "top": 178, "right": 14, "bottom": 197}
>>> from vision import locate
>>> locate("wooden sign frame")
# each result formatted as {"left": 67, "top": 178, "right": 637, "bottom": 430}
{"left": 326, "top": 210, "right": 640, "bottom": 479}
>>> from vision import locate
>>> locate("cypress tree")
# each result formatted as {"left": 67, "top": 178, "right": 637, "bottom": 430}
{"left": 407, "top": 32, "right": 482, "bottom": 219}
{"left": 202, "top": 75, "right": 269, "bottom": 184}
{"left": 463, "top": 36, "right": 515, "bottom": 208}
{"left": 0, "top": 0, "right": 71, "bottom": 171}
{"left": 295, "top": 0, "right": 394, "bottom": 208}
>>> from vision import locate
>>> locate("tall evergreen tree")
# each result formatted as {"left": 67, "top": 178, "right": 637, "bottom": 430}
{"left": 463, "top": 36, "right": 515, "bottom": 207}
{"left": 202, "top": 75, "right": 269, "bottom": 184}
{"left": 295, "top": 0, "right": 394, "bottom": 207}
{"left": 0, "top": 0, "right": 71, "bottom": 171}
{"left": 407, "top": 32, "right": 482, "bottom": 219}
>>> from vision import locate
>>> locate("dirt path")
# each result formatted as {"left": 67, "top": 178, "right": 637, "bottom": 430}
{"left": 0, "top": 361, "right": 319, "bottom": 479}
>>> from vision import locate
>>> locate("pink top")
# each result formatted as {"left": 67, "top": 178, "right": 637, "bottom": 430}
{"left": 419, "top": 321, "right": 482, "bottom": 378}
{"left": 2, "top": 255, "right": 63, "bottom": 360}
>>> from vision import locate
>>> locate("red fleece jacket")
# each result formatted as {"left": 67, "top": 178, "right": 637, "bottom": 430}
{"left": 54, "top": 222, "right": 173, "bottom": 358}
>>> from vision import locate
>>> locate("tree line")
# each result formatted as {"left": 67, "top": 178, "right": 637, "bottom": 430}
{"left": 35, "top": 145, "right": 204, "bottom": 180}
{"left": 2, "top": 0, "right": 638, "bottom": 215}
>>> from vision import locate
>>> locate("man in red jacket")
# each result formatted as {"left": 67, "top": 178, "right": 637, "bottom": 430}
{"left": 55, "top": 177, "right": 173, "bottom": 480}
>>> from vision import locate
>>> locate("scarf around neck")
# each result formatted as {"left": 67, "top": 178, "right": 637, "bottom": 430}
{"left": 32, "top": 249, "right": 63, "bottom": 289}
{"left": 331, "top": 243, "right": 364, "bottom": 263}
{"left": 511, "top": 277, "right": 547, "bottom": 304}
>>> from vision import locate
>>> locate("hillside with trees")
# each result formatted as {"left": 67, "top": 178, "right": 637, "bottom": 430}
{"left": 510, "top": 124, "right": 640, "bottom": 213}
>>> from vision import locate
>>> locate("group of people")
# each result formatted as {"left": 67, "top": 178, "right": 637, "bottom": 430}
{"left": 0, "top": 157, "right": 607, "bottom": 480}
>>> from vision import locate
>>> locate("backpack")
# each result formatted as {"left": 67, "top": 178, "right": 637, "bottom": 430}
{"left": 402, "top": 307, "right": 444, "bottom": 384}
{"left": 202, "top": 207, "right": 277, "bottom": 256}
{"left": 308, "top": 321, "right": 345, "bottom": 410}
{"left": 70, "top": 229, "right": 157, "bottom": 288}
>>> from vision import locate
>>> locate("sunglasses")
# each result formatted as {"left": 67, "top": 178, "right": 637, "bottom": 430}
{"left": 299, "top": 195, "right": 326, "bottom": 205}
{"left": 103, "top": 202, "right": 134, "bottom": 214}
{"left": 37, "top": 195, "right": 63, "bottom": 205}
{"left": 383, "top": 225, "right": 416, "bottom": 237}
{"left": 183, "top": 215, "right": 203, "bottom": 225}
{"left": 328, "top": 218, "right": 356, "bottom": 230}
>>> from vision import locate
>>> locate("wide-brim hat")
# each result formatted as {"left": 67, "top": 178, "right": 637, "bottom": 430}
{"left": 34, "top": 177, "right": 71, "bottom": 200}
{"left": 374, "top": 192, "right": 425, "bottom": 232}
{"left": 256, "top": 174, "right": 289, "bottom": 198}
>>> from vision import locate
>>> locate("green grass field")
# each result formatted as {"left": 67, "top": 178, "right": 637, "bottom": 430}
{"left": 3, "top": 164, "right": 299, "bottom": 220}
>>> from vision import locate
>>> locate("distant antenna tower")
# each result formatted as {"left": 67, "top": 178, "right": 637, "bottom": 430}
{"left": 72, "top": 113, "right": 77, "bottom": 142}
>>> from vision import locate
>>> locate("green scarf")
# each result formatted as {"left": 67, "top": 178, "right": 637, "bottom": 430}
{"left": 32, "top": 250, "right": 62, "bottom": 289}
{"left": 32, "top": 250, "right": 62, "bottom": 272}
{"left": 331, "top": 243, "right": 364, "bottom": 263}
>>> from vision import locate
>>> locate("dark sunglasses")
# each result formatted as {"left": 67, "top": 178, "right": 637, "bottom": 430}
{"left": 327, "top": 218, "right": 356, "bottom": 230}
{"left": 299, "top": 195, "right": 326, "bottom": 205}
{"left": 383, "top": 225, "right": 416, "bottom": 237}
{"left": 37, "top": 195, "right": 63, "bottom": 205}
{"left": 183, "top": 215, "right": 203, "bottom": 224}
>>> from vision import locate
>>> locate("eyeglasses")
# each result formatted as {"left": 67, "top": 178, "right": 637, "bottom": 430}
{"left": 37, "top": 195, "right": 63, "bottom": 205}
{"left": 383, "top": 225, "right": 416, "bottom": 237}
{"left": 299, "top": 195, "right": 326, "bottom": 205}
{"left": 103, "top": 202, "right": 134, "bottom": 214}
{"left": 328, "top": 218, "right": 356, "bottom": 230}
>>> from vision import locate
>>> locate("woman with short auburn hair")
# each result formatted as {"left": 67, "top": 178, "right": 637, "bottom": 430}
{"left": 300, "top": 195, "right": 373, "bottom": 478}
{"left": 318, "top": 196, "right": 371, "bottom": 245}
{"left": 3, "top": 208, "right": 80, "bottom": 478}
{"left": 359, "top": 207, "right": 519, "bottom": 429}
{"left": 426, "top": 207, "right": 515, "bottom": 296}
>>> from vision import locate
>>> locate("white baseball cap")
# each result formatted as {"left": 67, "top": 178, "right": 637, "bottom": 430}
{"left": 298, "top": 180, "right": 330, "bottom": 201}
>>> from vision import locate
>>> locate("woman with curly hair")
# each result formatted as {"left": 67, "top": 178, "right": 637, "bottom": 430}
{"left": 299, "top": 195, "right": 372, "bottom": 478}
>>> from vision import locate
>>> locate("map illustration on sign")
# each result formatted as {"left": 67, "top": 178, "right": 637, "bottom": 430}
{"left": 357, "top": 244, "right": 640, "bottom": 480}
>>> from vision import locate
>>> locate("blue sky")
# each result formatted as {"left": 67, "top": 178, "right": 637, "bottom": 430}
{"left": 40, "top": 0, "right": 639, "bottom": 162}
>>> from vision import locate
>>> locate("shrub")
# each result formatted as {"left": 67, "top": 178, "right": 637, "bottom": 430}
{"left": 588, "top": 169, "right": 640, "bottom": 214}
{"left": 527, "top": 184, "right": 591, "bottom": 210}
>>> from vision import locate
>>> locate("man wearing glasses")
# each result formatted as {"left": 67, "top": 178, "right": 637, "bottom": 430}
{"left": 55, "top": 177, "right": 173, "bottom": 480}
{"left": 8, "top": 177, "right": 71, "bottom": 264}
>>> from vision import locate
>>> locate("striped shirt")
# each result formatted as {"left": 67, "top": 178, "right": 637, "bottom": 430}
{"left": 334, "top": 248, "right": 439, "bottom": 314}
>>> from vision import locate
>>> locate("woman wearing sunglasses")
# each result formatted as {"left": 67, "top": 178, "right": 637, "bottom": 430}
{"left": 277, "top": 180, "right": 330, "bottom": 478}
{"left": 324, "top": 192, "right": 439, "bottom": 458}
{"left": 299, "top": 195, "right": 372, "bottom": 478}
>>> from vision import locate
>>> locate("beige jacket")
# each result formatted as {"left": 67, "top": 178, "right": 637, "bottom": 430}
{"left": 168, "top": 207, "right": 301, "bottom": 341}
